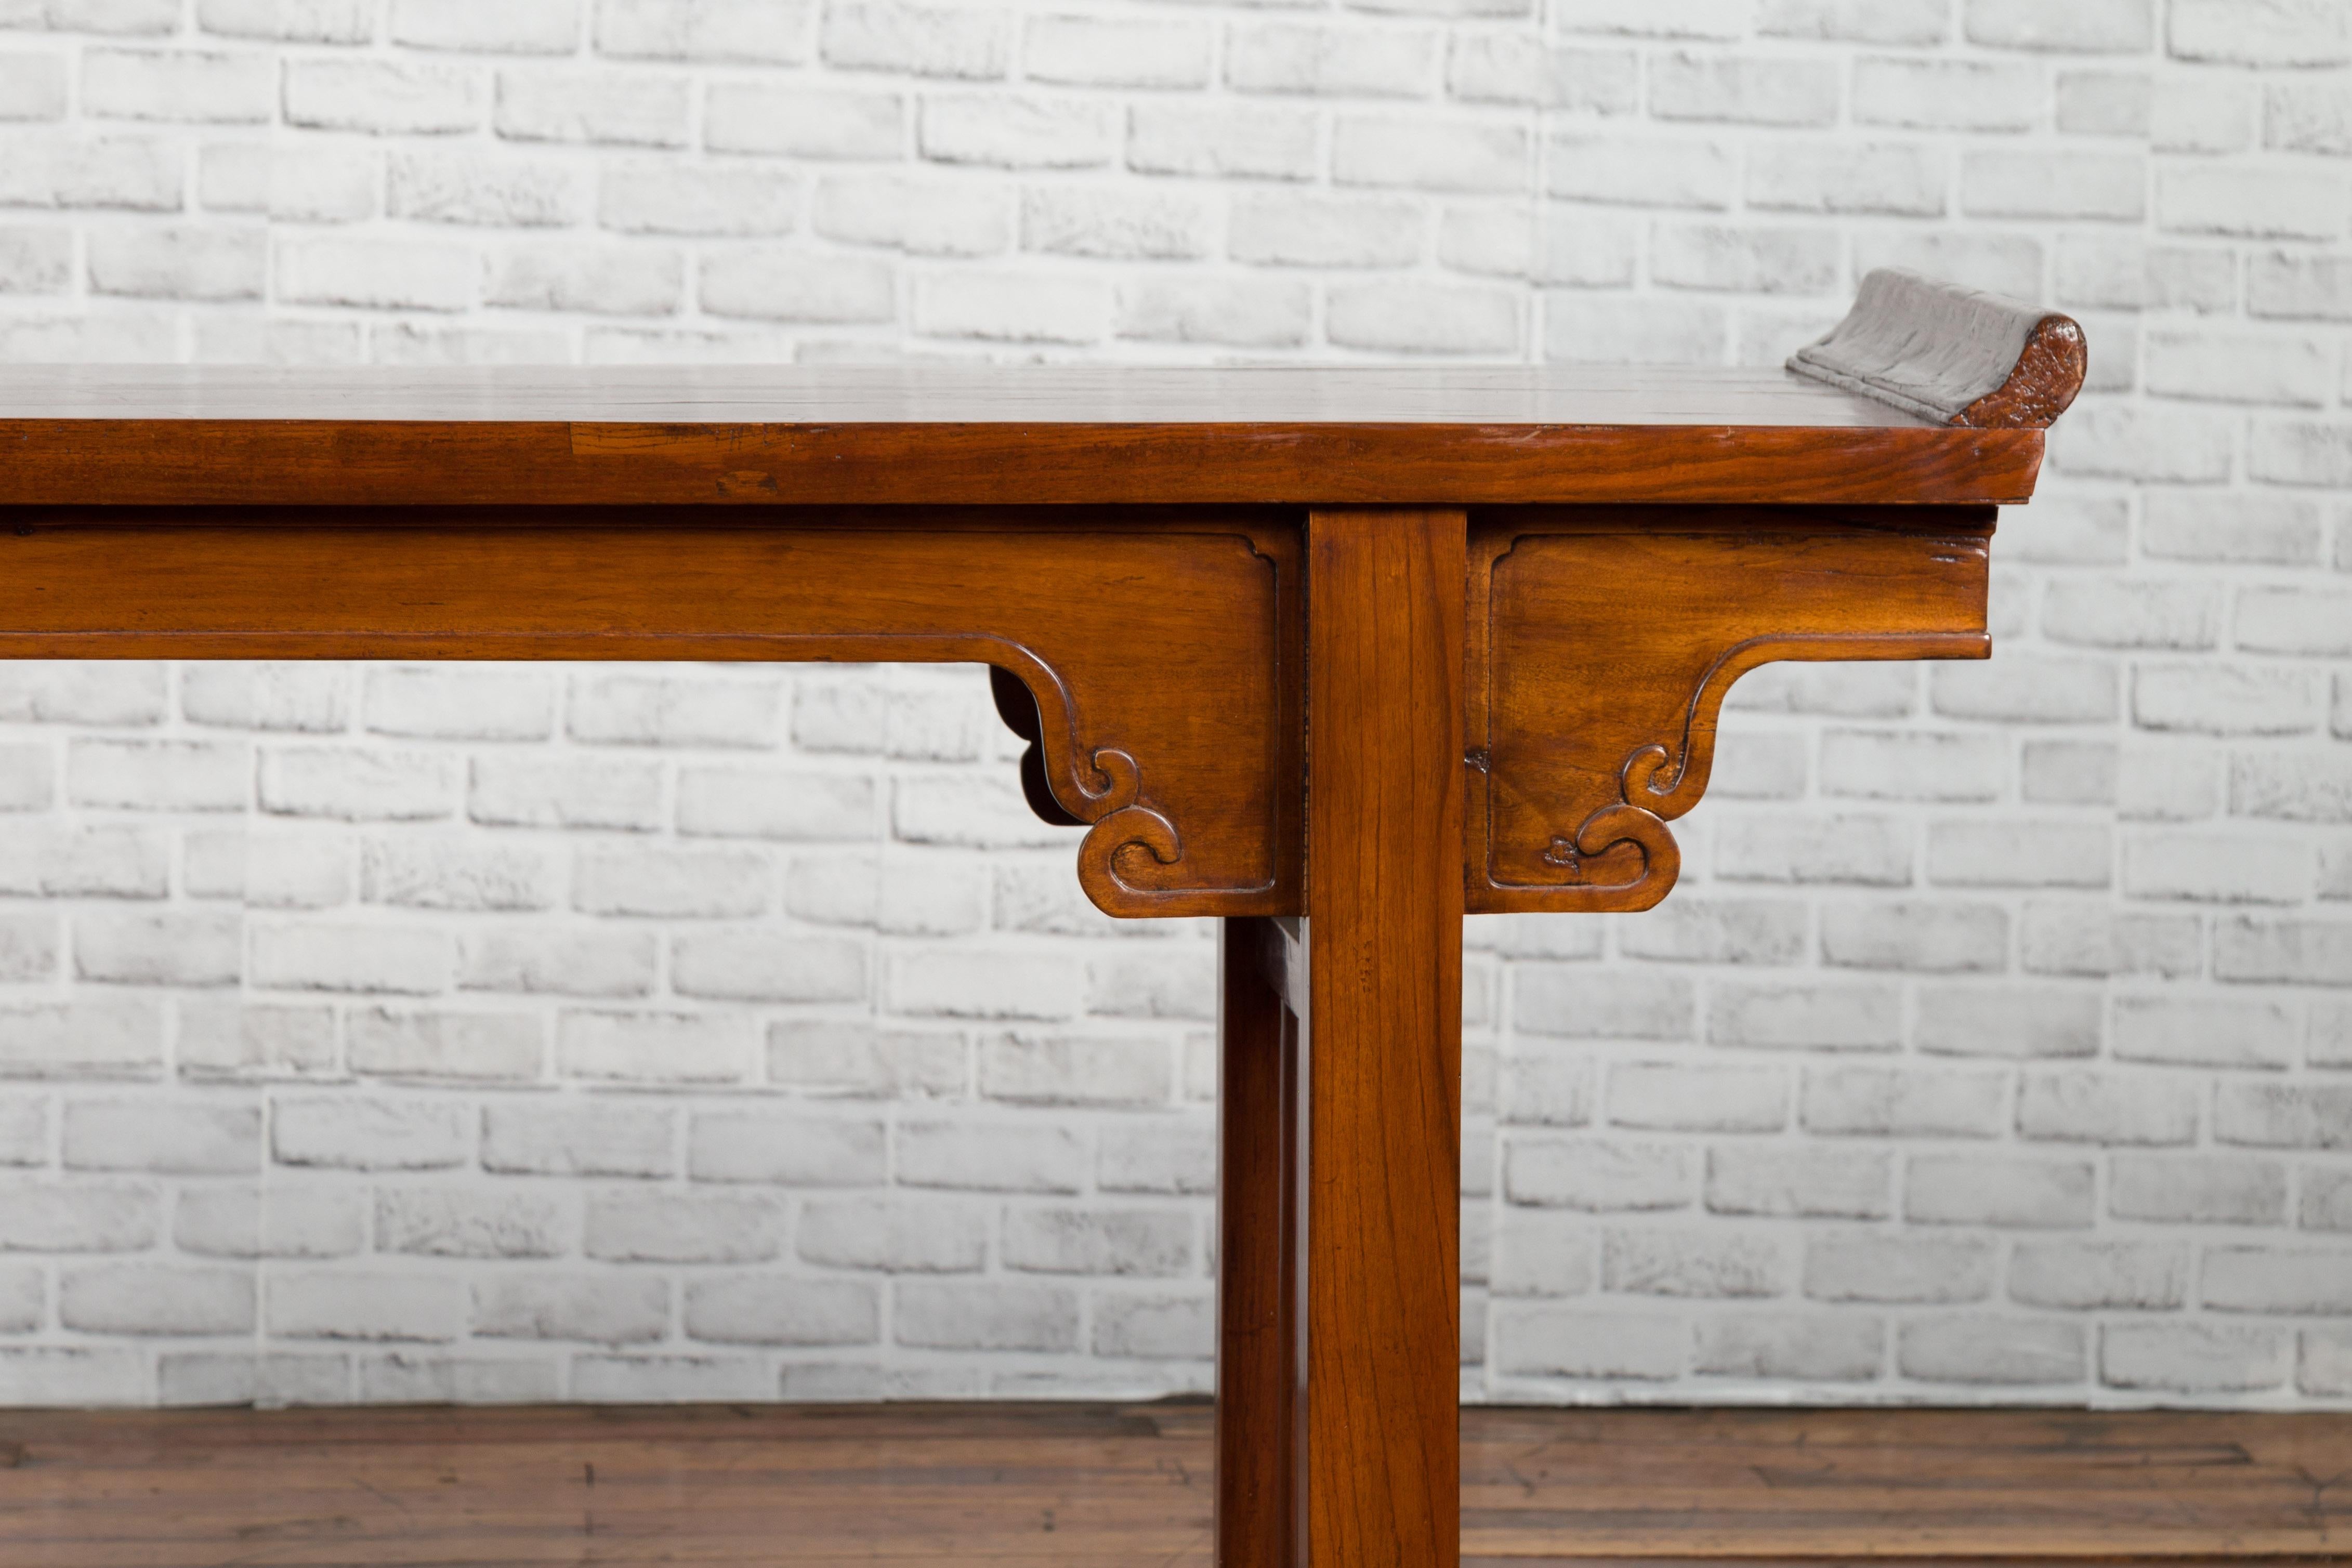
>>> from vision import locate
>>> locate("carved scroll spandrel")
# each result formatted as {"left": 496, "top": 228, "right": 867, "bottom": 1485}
{"left": 1466, "top": 510, "right": 1999, "bottom": 915}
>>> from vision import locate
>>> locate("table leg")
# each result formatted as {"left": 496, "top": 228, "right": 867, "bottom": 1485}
{"left": 1226, "top": 508, "right": 1470, "bottom": 1568}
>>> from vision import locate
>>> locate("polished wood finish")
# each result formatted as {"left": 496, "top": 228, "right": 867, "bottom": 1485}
{"left": 0, "top": 298, "right": 2080, "bottom": 1565}
{"left": 4, "top": 1402, "right": 2346, "bottom": 1567}
{"left": 0, "top": 509, "right": 1300, "bottom": 919}
{"left": 1301, "top": 509, "right": 1465, "bottom": 1568}
{"left": 1465, "top": 507, "right": 1993, "bottom": 913}
{"left": 0, "top": 366, "right": 2049, "bottom": 508}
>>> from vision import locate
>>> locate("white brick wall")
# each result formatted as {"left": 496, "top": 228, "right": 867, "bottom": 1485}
{"left": 0, "top": 0, "right": 2346, "bottom": 1409}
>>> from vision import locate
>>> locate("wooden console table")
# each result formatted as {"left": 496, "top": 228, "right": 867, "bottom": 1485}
{"left": 0, "top": 271, "right": 2082, "bottom": 1567}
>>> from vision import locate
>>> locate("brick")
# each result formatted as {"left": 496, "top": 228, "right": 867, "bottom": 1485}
{"left": 1855, "top": 231, "right": 2044, "bottom": 299}
{"left": 459, "top": 929, "right": 655, "bottom": 997}
{"left": 2304, "top": 1169, "right": 2352, "bottom": 1232}
{"left": 2145, "top": 491, "right": 2323, "bottom": 565}
{"left": 199, "top": 0, "right": 373, "bottom": 42}
{"left": 2019, "top": 902, "right": 2201, "bottom": 979}
{"left": 1622, "top": 898, "right": 1810, "bottom": 968}
{"left": 376, "top": 1187, "right": 566, "bottom": 1259}
{"left": 2240, "top": 586, "right": 2352, "bottom": 656}
{"left": 1760, "top": 0, "right": 1948, "bottom": 44}
{"left": 1900, "top": 1316, "right": 2084, "bottom": 1385}
{"left": 61, "top": 1100, "right": 256, "bottom": 1174}
{"left": 488, "top": 243, "right": 684, "bottom": 315}
{"left": 1747, "top": 142, "right": 1946, "bottom": 218}
{"left": 1492, "top": 1306, "right": 1683, "bottom": 1380}
{"left": 178, "top": 1001, "right": 337, "bottom": 1081}
{"left": 2015, "top": 1240, "right": 2188, "bottom": 1310}
{"left": 1115, "top": 276, "right": 1310, "bottom": 349}
{"left": 278, "top": 236, "right": 476, "bottom": 312}
{"left": 1651, "top": 52, "right": 1839, "bottom": 127}
{"left": 1962, "top": 150, "right": 2144, "bottom": 221}
{"left": 1094, "top": 1293, "right": 1211, "bottom": 1361}
{"left": 1488, "top": 1207, "right": 1595, "bottom": 1298}
{"left": 1003, "top": 1207, "right": 1188, "bottom": 1276}
{"left": 1908, "top": 1154, "right": 2095, "bottom": 1228}
{"left": 2059, "top": 70, "right": 2151, "bottom": 135}
{"left": 1822, "top": 902, "right": 2006, "bottom": 974}
{"left": 768, "top": 1020, "right": 964, "bottom": 1099}
{"left": 4, "top": 0, "right": 178, "bottom": 30}
{"left": 1554, "top": 0, "right": 1744, "bottom": 37}
{"left": 1602, "top": 1227, "right": 1786, "bottom": 1298}
{"left": 175, "top": 1184, "right": 364, "bottom": 1259}
{"left": 1545, "top": 294, "right": 1726, "bottom": 363}
{"left": 0, "top": 998, "right": 165, "bottom": 1078}
{"left": 0, "top": 1181, "right": 157, "bottom": 1251}
{"left": 2169, "top": 0, "right": 2351, "bottom": 67}
{"left": 685, "top": 1275, "right": 876, "bottom": 1345}
{"left": 1709, "top": 983, "right": 1901, "bottom": 1053}
{"left": 701, "top": 248, "right": 897, "bottom": 322}
{"left": 595, "top": 0, "right": 806, "bottom": 61}
{"left": 1095, "top": 1119, "right": 1210, "bottom": 1195}
{"left": 2307, "top": 1330, "right": 2352, "bottom": 1396}
{"left": 1653, "top": 224, "right": 1837, "bottom": 295}
{"left": 283, "top": 59, "right": 482, "bottom": 135}
{"left": 603, "top": 163, "right": 797, "bottom": 235}
{"left": 1516, "top": 969, "right": 1692, "bottom": 1040}
{"left": 1966, "top": 0, "right": 2151, "bottom": 51}
{"left": 1693, "top": 1314, "right": 1883, "bottom": 1382}
{"left": 1927, "top": 821, "right": 2110, "bottom": 888}
{"left": 183, "top": 663, "right": 349, "bottom": 732}
{"left": 1932, "top": 655, "right": 2119, "bottom": 723}
{"left": 1326, "top": 281, "right": 1518, "bottom": 355}
{"left": 1805, "top": 1233, "right": 1995, "bottom": 1303}
{"left": 0, "top": 1347, "right": 143, "bottom": 1406}
{"left": 70, "top": 737, "right": 248, "bottom": 811}
{"left": 1023, "top": 14, "right": 1205, "bottom": 88}
{"left": 361, "top": 837, "right": 558, "bottom": 913}
{"left": 1333, "top": 116, "right": 1525, "bottom": 195}
{"left": 1705, "top": 1147, "right": 1889, "bottom": 1219}
{"left": 1125, "top": 101, "right": 1313, "bottom": 181}
{"left": 668, "top": 929, "right": 866, "bottom": 1004}
{"left": 82, "top": 48, "right": 272, "bottom": 123}
{"left": 0, "top": 224, "right": 69, "bottom": 290}
{"left": 0, "top": 913, "right": 54, "bottom": 984}
{"left": 251, "top": 921, "right": 448, "bottom": 995}
{"left": 2114, "top": 1153, "right": 2288, "bottom": 1226}
{"left": 1227, "top": 22, "right": 1431, "bottom": 97}
{"left": 2156, "top": 77, "right": 2254, "bottom": 153}
{"left": 978, "top": 1032, "right": 1171, "bottom": 1107}
{"left": 2018, "top": 1069, "right": 2198, "bottom": 1145}
{"left": 2121, "top": 831, "right": 2307, "bottom": 904}
{"left": 61, "top": 1263, "right": 253, "bottom": 1335}
{"left": 2270, "top": 78, "right": 2352, "bottom": 154}
{"left": 1447, "top": 38, "right": 1635, "bottom": 110}
{"left": 272, "top": 1097, "right": 469, "bottom": 1169}
{"left": 469, "top": 757, "right": 662, "bottom": 832}
{"left": 2159, "top": 165, "right": 2346, "bottom": 241}
{"left": 1916, "top": 985, "right": 2100, "bottom": 1059}
{"left": 481, "top": 1101, "right": 673, "bottom": 1178}
{"left": 2203, "top": 1246, "right": 2352, "bottom": 1314}
{"left": 571, "top": 1354, "right": 765, "bottom": 1402}
{"left": 494, "top": 69, "right": 687, "bottom": 147}
{"left": 1548, "top": 134, "right": 1735, "bottom": 209}
{"left": 705, "top": 84, "right": 900, "bottom": 159}
{"left": 799, "top": 1196, "right": 983, "bottom": 1272}
{"left": 1608, "top": 1063, "right": 1784, "bottom": 1132}
{"left": 2115, "top": 995, "right": 2296, "bottom": 1070}
{"left": 348, "top": 1008, "right": 545, "bottom": 1082}
{"left": 2253, "top": 421, "right": 2352, "bottom": 487}
{"left": 159, "top": 1351, "right": 348, "bottom": 1408}
{"left": 899, "top": 1116, "right": 1084, "bottom": 1193}
{"left": 919, "top": 94, "right": 1112, "bottom": 168}
{"left": 1506, "top": 1136, "right": 1689, "bottom": 1211}
{"left": 0, "top": 52, "right": 63, "bottom": 121}
{"left": 2045, "top": 579, "right": 2220, "bottom": 649}
{"left": 1022, "top": 185, "right": 1208, "bottom": 260}
{"left": 269, "top": 1271, "right": 466, "bottom": 1341}
{"left": 473, "top": 1272, "right": 666, "bottom": 1343}
{"left": 679, "top": 767, "right": 873, "bottom": 840}
{"left": 2215, "top": 915, "right": 2352, "bottom": 985}
{"left": 586, "top": 1190, "right": 781, "bottom": 1263}
{"left": 2104, "top": 1324, "right": 2291, "bottom": 1393}
{"left": 559, "top": 1010, "right": 753, "bottom": 1085}
{"left": 389, "top": 0, "right": 581, "bottom": 54}
{"left": 687, "top": 1109, "right": 883, "bottom": 1187}
{"left": 1715, "top": 812, "right": 1912, "bottom": 886}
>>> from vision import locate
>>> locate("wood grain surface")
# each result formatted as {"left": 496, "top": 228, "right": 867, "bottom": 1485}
{"left": 1302, "top": 508, "right": 1466, "bottom": 1568}
{"left": 2, "top": 1402, "right": 2345, "bottom": 1567}
{"left": 0, "top": 507, "right": 1301, "bottom": 920}
{"left": 0, "top": 366, "right": 2046, "bottom": 507}
{"left": 1465, "top": 506, "right": 1994, "bottom": 914}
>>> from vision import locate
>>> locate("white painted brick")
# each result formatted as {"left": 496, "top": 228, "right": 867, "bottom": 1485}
{"left": 70, "top": 737, "right": 248, "bottom": 812}
{"left": 178, "top": 1001, "right": 338, "bottom": 1081}
{"left": 1898, "top": 1316, "right": 2084, "bottom": 1386}
{"left": 671, "top": 929, "right": 866, "bottom": 1003}
{"left": 768, "top": 1019, "right": 963, "bottom": 1098}
{"left": 1548, "top": 133, "right": 1734, "bottom": 210}
{"left": 1710, "top": 982, "right": 1901, "bottom": 1052}
{"left": 1609, "top": 1063, "right": 1784, "bottom": 1132}
{"left": 2215, "top": 914, "right": 2352, "bottom": 984}
{"left": 1619, "top": 899, "right": 1806, "bottom": 966}
{"left": 283, "top": 58, "right": 483, "bottom": 135}
{"left": 1114, "top": 275, "right": 1310, "bottom": 348}
{"left": 61, "top": 1263, "right": 253, "bottom": 1335}
{"left": 62, "top": 1100, "right": 258, "bottom": 1172}
{"left": 470, "top": 754, "right": 662, "bottom": 831}
{"left": 175, "top": 1183, "right": 365, "bottom": 1258}
{"left": 919, "top": 94, "right": 1113, "bottom": 168}
{"left": 1822, "top": 902, "right": 2007, "bottom": 974}
{"left": 604, "top": 163, "right": 799, "bottom": 235}
{"left": 1909, "top": 1154, "right": 2096, "bottom": 1228}
{"left": 1095, "top": 1118, "right": 1210, "bottom": 1195}
{"left": 278, "top": 236, "right": 477, "bottom": 311}
{"left": 2116, "top": 1153, "right": 2288, "bottom": 1225}
{"left": 0, "top": 135, "right": 180, "bottom": 209}
{"left": 482, "top": 1101, "right": 674, "bottom": 1178}
{"left": 1651, "top": 52, "right": 1839, "bottom": 128}
{"left": 558, "top": 1010, "right": 753, "bottom": 1084}
{"left": 978, "top": 1031, "right": 1171, "bottom": 1106}
{"left": 900, "top": 1116, "right": 1085, "bottom": 1193}
{"left": 1492, "top": 1305, "right": 1683, "bottom": 1380}
{"left": 348, "top": 1008, "right": 544, "bottom": 1082}
{"left": 587, "top": 1189, "right": 782, "bottom": 1262}
{"left": 269, "top": 1271, "right": 466, "bottom": 1341}
{"left": 186, "top": 825, "right": 352, "bottom": 908}
{"left": 1327, "top": 280, "right": 1518, "bottom": 354}
{"left": 251, "top": 921, "right": 449, "bottom": 995}
{"left": 1334, "top": 116, "right": 1527, "bottom": 194}
{"left": 1022, "top": 185, "right": 1209, "bottom": 260}
{"left": 2146, "top": 491, "right": 2323, "bottom": 565}
{"left": 1448, "top": 38, "right": 1634, "bottom": 110}
{"left": 182, "top": 663, "right": 350, "bottom": 732}
{"left": 2170, "top": 0, "right": 2351, "bottom": 68}
{"left": 2217, "top": 1082, "right": 2352, "bottom": 1149}
{"left": 1761, "top": 0, "right": 1948, "bottom": 45}
{"left": 377, "top": 1187, "right": 566, "bottom": 1258}
{"left": 1004, "top": 1206, "right": 1187, "bottom": 1276}
{"left": 496, "top": 69, "right": 689, "bottom": 147}
{"left": 459, "top": 930, "right": 656, "bottom": 996}
{"left": 0, "top": 1180, "right": 158, "bottom": 1251}
{"left": 1094, "top": 1293, "right": 1210, "bottom": 1360}
{"left": 2203, "top": 1245, "right": 2352, "bottom": 1314}
{"left": 2104, "top": 1323, "right": 2291, "bottom": 1393}
{"left": 570, "top": 1353, "right": 766, "bottom": 1402}
{"left": 680, "top": 767, "right": 875, "bottom": 839}
{"left": 82, "top": 48, "right": 273, "bottom": 124}
{"left": 1022, "top": 14, "right": 1204, "bottom": 88}
{"left": 2160, "top": 165, "right": 2347, "bottom": 241}
{"left": 159, "top": 1351, "right": 349, "bottom": 1408}
{"left": 2019, "top": 901, "right": 2201, "bottom": 979}
{"left": 1489, "top": 1207, "right": 1597, "bottom": 1296}
{"left": 1715, "top": 812, "right": 1913, "bottom": 886}
{"left": 1704, "top": 1147, "right": 1890, "bottom": 1219}
{"left": 2017, "top": 1069, "right": 2198, "bottom": 1145}
{"left": 1602, "top": 1227, "right": 1786, "bottom": 1298}
{"left": 1927, "top": 821, "right": 2112, "bottom": 888}
{"left": 198, "top": 0, "right": 373, "bottom": 44}
{"left": 595, "top": 0, "right": 808, "bottom": 62}
{"left": 390, "top": 0, "right": 581, "bottom": 55}
{"left": 87, "top": 224, "right": 264, "bottom": 300}
{"left": 0, "top": 998, "right": 165, "bottom": 1078}
{"left": 473, "top": 1272, "right": 666, "bottom": 1343}
{"left": 489, "top": 243, "right": 685, "bottom": 315}
{"left": 705, "top": 83, "right": 902, "bottom": 158}
{"left": 1805, "top": 1233, "right": 1996, "bottom": 1303}
{"left": 896, "top": 1279, "right": 1075, "bottom": 1351}
{"left": 0, "top": 1346, "right": 143, "bottom": 1406}
{"left": 1747, "top": 142, "right": 1944, "bottom": 216}
{"left": 1962, "top": 150, "right": 2145, "bottom": 221}
{"left": 1967, "top": 0, "right": 2151, "bottom": 53}
{"left": 274, "top": 1096, "right": 470, "bottom": 1170}
{"left": 812, "top": 174, "right": 1004, "bottom": 255}
{"left": 362, "top": 837, "right": 559, "bottom": 912}
{"left": 0, "top": 224, "right": 69, "bottom": 290}
{"left": 1694, "top": 1314, "right": 1882, "bottom": 1382}
{"left": 1517, "top": 969, "right": 1693, "bottom": 1040}
{"left": 1855, "top": 57, "right": 2039, "bottom": 131}
{"left": 1553, "top": 0, "right": 1745, "bottom": 39}
{"left": 686, "top": 1274, "right": 877, "bottom": 1345}
{"left": 1917, "top": 985, "right": 2101, "bottom": 1059}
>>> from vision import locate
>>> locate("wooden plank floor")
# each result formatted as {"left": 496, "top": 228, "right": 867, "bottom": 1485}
{"left": 2, "top": 1401, "right": 2348, "bottom": 1567}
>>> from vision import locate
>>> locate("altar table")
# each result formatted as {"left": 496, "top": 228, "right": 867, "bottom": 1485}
{"left": 0, "top": 270, "right": 2083, "bottom": 1567}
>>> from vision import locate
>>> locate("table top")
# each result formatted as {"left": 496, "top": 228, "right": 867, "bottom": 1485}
{"left": 0, "top": 364, "right": 2044, "bottom": 509}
